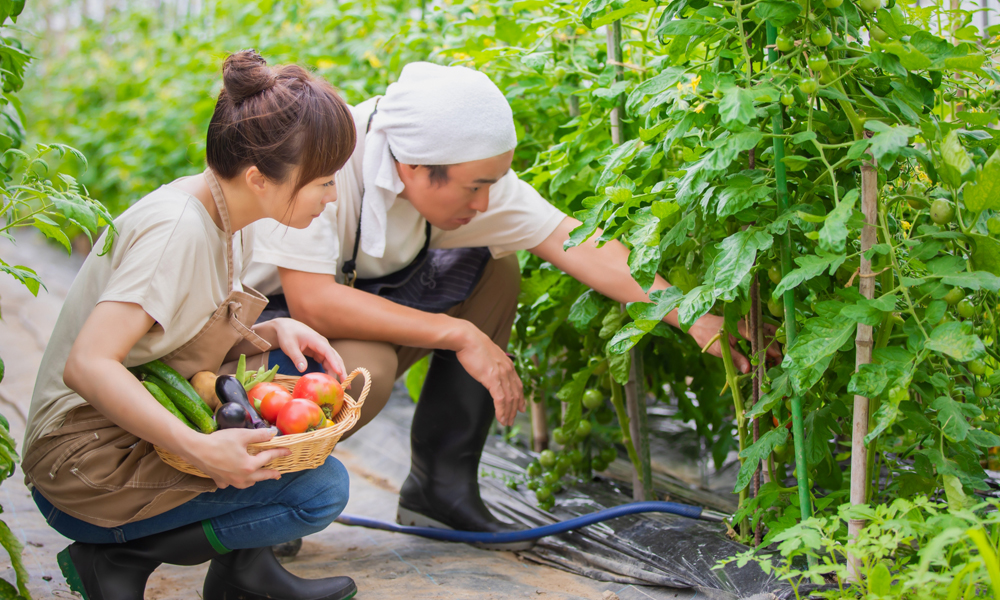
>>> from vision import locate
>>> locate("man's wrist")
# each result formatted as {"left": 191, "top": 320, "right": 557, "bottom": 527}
{"left": 436, "top": 314, "right": 476, "bottom": 352}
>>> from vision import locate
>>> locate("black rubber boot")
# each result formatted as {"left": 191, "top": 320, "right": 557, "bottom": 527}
{"left": 397, "top": 349, "right": 532, "bottom": 551}
{"left": 57, "top": 521, "right": 221, "bottom": 600}
{"left": 203, "top": 545, "right": 357, "bottom": 600}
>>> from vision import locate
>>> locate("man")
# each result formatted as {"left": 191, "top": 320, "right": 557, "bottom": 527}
{"left": 245, "top": 63, "right": 775, "bottom": 548}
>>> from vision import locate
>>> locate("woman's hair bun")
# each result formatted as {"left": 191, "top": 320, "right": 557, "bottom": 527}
{"left": 222, "top": 49, "right": 276, "bottom": 103}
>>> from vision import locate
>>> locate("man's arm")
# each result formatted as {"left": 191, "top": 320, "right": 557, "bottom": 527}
{"left": 278, "top": 268, "right": 524, "bottom": 425}
{"left": 530, "top": 216, "right": 781, "bottom": 373}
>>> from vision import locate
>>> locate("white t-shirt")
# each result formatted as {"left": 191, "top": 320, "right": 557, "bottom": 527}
{"left": 24, "top": 184, "right": 253, "bottom": 451}
{"left": 243, "top": 98, "right": 566, "bottom": 295}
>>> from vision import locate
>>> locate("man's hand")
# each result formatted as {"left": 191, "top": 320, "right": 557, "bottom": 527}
{"left": 453, "top": 322, "right": 525, "bottom": 426}
{"left": 686, "top": 314, "right": 783, "bottom": 374}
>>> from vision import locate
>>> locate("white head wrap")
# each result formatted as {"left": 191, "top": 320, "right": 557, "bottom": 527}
{"left": 360, "top": 62, "right": 517, "bottom": 258}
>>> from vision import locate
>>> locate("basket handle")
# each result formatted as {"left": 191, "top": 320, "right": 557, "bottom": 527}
{"left": 341, "top": 367, "right": 371, "bottom": 409}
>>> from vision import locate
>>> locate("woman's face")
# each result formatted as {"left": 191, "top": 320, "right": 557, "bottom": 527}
{"left": 261, "top": 169, "right": 339, "bottom": 229}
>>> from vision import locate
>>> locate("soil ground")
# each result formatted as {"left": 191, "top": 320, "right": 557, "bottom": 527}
{"left": 0, "top": 232, "right": 704, "bottom": 600}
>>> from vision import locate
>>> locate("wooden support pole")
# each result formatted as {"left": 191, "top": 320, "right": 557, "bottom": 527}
{"left": 531, "top": 357, "right": 548, "bottom": 453}
{"left": 607, "top": 21, "right": 652, "bottom": 501}
{"left": 848, "top": 140, "right": 878, "bottom": 581}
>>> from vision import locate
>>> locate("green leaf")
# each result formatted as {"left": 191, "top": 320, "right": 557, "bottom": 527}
{"left": 734, "top": 427, "right": 788, "bottom": 493}
{"left": 718, "top": 86, "right": 757, "bottom": 127}
{"left": 942, "top": 474, "right": 970, "bottom": 510}
{"left": 607, "top": 349, "right": 631, "bottom": 386}
{"left": 568, "top": 290, "right": 606, "bottom": 332}
{"left": 963, "top": 149, "right": 1000, "bottom": 212}
{"left": 608, "top": 288, "right": 684, "bottom": 353}
{"left": 924, "top": 321, "right": 985, "bottom": 362}
{"left": 657, "top": 19, "right": 714, "bottom": 36}
{"left": 754, "top": 0, "right": 801, "bottom": 26}
{"left": 676, "top": 285, "right": 715, "bottom": 329}
{"left": 931, "top": 396, "right": 971, "bottom": 442}
{"left": 556, "top": 365, "right": 597, "bottom": 432}
{"left": 967, "top": 428, "right": 1000, "bottom": 447}
{"left": 868, "top": 563, "right": 892, "bottom": 596}
{"left": 661, "top": 211, "right": 696, "bottom": 250}
{"left": 746, "top": 372, "right": 790, "bottom": 419}
{"left": 597, "top": 139, "right": 642, "bottom": 188}
{"left": 0, "top": 519, "right": 28, "bottom": 599}
{"left": 773, "top": 251, "right": 845, "bottom": 298}
{"left": 566, "top": 198, "right": 610, "bottom": 249}
{"left": 865, "top": 397, "right": 902, "bottom": 444}
{"left": 709, "top": 229, "right": 773, "bottom": 295}
{"left": 405, "top": 356, "right": 430, "bottom": 403}
{"left": 784, "top": 316, "right": 857, "bottom": 394}
{"left": 940, "top": 270, "right": 1000, "bottom": 292}
{"left": 969, "top": 234, "right": 1000, "bottom": 277}
{"left": 702, "top": 131, "right": 763, "bottom": 170}
{"left": 818, "top": 189, "right": 858, "bottom": 254}
{"left": 939, "top": 130, "right": 975, "bottom": 187}
{"left": 865, "top": 122, "right": 920, "bottom": 170}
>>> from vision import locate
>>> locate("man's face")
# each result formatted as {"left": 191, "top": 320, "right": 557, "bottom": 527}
{"left": 396, "top": 150, "right": 514, "bottom": 230}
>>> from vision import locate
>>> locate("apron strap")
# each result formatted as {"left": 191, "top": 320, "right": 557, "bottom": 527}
{"left": 203, "top": 169, "right": 270, "bottom": 351}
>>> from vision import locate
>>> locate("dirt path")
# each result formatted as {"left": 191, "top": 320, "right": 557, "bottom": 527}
{"left": 0, "top": 232, "right": 690, "bottom": 600}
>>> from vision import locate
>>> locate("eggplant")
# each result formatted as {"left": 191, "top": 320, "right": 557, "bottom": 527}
{"left": 215, "top": 375, "right": 268, "bottom": 429}
{"left": 215, "top": 402, "right": 252, "bottom": 430}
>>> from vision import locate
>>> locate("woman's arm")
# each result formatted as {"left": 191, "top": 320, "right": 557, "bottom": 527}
{"left": 64, "top": 301, "right": 290, "bottom": 489}
{"left": 278, "top": 268, "right": 523, "bottom": 426}
{"left": 531, "top": 216, "right": 781, "bottom": 374}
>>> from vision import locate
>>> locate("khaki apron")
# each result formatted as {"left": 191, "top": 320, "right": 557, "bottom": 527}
{"left": 23, "top": 170, "right": 272, "bottom": 528}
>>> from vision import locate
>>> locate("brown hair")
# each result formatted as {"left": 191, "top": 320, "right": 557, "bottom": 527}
{"left": 206, "top": 50, "right": 356, "bottom": 197}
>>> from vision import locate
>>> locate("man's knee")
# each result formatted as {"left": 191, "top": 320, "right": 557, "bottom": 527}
{"left": 330, "top": 340, "right": 397, "bottom": 439}
{"left": 489, "top": 254, "right": 521, "bottom": 309}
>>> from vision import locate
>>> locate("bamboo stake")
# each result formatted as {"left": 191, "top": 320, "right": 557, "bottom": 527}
{"left": 607, "top": 20, "right": 652, "bottom": 501}
{"left": 848, "top": 138, "right": 878, "bottom": 582}
{"left": 531, "top": 357, "right": 548, "bottom": 453}
{"left": 749, "top": 272, "right": 764, "bottom": 546}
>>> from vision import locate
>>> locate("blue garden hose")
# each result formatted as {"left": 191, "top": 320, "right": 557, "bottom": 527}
{"left": 335, "top": 501, "right": 729, "bottom": 544}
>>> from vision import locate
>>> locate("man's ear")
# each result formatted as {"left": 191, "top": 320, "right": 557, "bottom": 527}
{"left": 395, "top": 161, "right": 420, "bottom": 183}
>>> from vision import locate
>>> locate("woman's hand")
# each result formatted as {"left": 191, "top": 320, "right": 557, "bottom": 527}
{"left": 181, "top": 427, "right": 291, "bottom": 489}
{"left": 260, "top": 318, "right": 347, "bottom": 379}
{"left": 686, "top": 314, "right": 783, "bottom": 374}
{"left": 453, "top": 322, "right": 525, "bottom": 427}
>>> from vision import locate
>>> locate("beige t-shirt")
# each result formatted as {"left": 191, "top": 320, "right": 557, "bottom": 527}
{"left": 243, "top": 97, "right": 566, "bottom": 295}
{"left": 23, "top": 184, "right": 252, "bottom": 451}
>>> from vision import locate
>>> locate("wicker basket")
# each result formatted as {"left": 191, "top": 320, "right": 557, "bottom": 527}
{"left": 156, "top": 367, "right": 370, "bottom": 478}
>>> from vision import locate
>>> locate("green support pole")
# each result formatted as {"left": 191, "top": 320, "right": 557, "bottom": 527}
{"left": 766, "top": 23, "right": 812, "bottom": 523}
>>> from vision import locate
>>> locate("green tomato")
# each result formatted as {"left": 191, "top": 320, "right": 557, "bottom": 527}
{"left": 775, "top": 325, "right": 787, "bottom": 345}
{"left": 713, "top": 87, "right": 724, "bottom": 99}
{"left": 575, "top": 420, "right": 592, "bottom": 439}
{"left": 543, "top": 470, "right": 560, "bottom": 486}
{"left": 583, "top": 389, "right": 604, "bottom": 410}
{"left": 527, "top": 461, "right": 542, "bottom": 477}
{"left": 556, "top": 454, "right": 572, "bottom": 471}
{"left": 768, "top": 297, "right": 785, "bottom": 318}
{"left": 780, "top": 93, "right": 795, "bottom": 106}
{"left": 760, "top": 381, "right": 772, "bottom": 394}
{"left": 799, "top": 77, "right": 820, "bottom": 95}
{"left": 968, "top": 359, "right": 987, "bottom": 376}
{"left": 944, "top": 287, "right": 965, "bottom": 306}
{"left": 771, "top": 63, "right": 791, "bottom": 77}
{"left": 592, "top": 458, "right": 610, "bottom": 472}
{"left": 568, "top": 449, "right": 584, "bottom": 465}
{"left": 552, "top": 427, "right": 568, "bottom": 445}
{"left": 768, "top": 265, "right": 783, "bottom": 285}
{"left": 870, "top": 25, "right": 889, "bottom": 42}
{"left": 976, "top": 382, "right": 993, "bottom": 398}
{"left": 539, "top": 449, "right": 557, "bottom": 468}
{"left": 823, "top": 0, "right": 844, "bottom": 6}
{"left": 859, "top": 0, "right": 881, "bottom": 13}
{"left": 776, "top": 34, "right": 795, "bottom": 52}
{"left": 536, "top": 486, "right": 553, "bottom": 502}
{"left": 810, "top": 27, "right": 833, "bottom": 47}
{"left": 808, "top": 53, "right": 829, "bottom": 72}
{"left": 600, "top": 447, "right": 617, "bottom": 463}
{"left": 525, "top": 325, "right": 536, "bottom": 337}
{"left": 526, "top": 479, "right": 540, "bottom": 491}
{"left": 930, "top": 199, "right": 955, "bottom": 224}
{"left": 957, "top": 299, "right": 976, "bottom": 320}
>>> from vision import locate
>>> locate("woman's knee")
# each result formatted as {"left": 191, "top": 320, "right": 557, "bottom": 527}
{"left": 290, "top": 457, "right": 350, "bottom": 532}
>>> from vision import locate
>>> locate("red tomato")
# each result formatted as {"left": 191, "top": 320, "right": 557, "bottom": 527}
{"left": 276, "top": 398, "right": 324, "bottom": 435}
{"left": 258, "top": 388, "right": 293, "bottom": 424}
{"left": 292, "top": 373, "right": 345, "bottom": 421}
{"left": 248, "top": 382, "right": 286, "bottom": 411}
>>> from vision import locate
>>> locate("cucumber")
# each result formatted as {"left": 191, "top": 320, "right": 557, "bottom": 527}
{"left": 142, "top": 380, "right": 197, "bottom": 430}
{"left": 142, "top": 371, "right": 217, "bottom": 434}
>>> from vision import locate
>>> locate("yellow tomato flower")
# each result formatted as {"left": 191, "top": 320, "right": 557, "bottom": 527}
{"left": 363, "top": 51, "right": 383, "bottom": 69}
{"left": 902, "top": 220, "right": 911, "bottom": 230}
{"left": 694, "top": 102, "right": 706, "bottom": 113}
{"left": 690, "top": 75, "right": 702, "bottom": 90}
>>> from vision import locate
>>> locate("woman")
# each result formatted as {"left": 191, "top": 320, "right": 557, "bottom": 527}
{"left": 22, "top": 51, "right": 359, "bottom": 600}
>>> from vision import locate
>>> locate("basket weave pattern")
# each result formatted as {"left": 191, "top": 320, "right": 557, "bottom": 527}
{"left": 156, "top": 367, "right": 370, "bottom": 478}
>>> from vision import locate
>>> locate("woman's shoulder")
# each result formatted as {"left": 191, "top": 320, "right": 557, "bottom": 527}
{"left": 111, "top": 185, "right": 217, "bottom": 252}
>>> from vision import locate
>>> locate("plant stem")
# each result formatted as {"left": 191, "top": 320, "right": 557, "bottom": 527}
{"left": 610, "top": 378, "right": 644, "bottom": 484}
{"left": 720, "top": 324, "right": 750, "bottom": 537}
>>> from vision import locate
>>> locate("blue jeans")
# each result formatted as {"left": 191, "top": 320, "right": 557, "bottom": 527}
{"left": 268, "top": 348, "right": 326, "bottom": 376}
{"left": 33, "top": 456, "right": 349, "bottom": 550}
